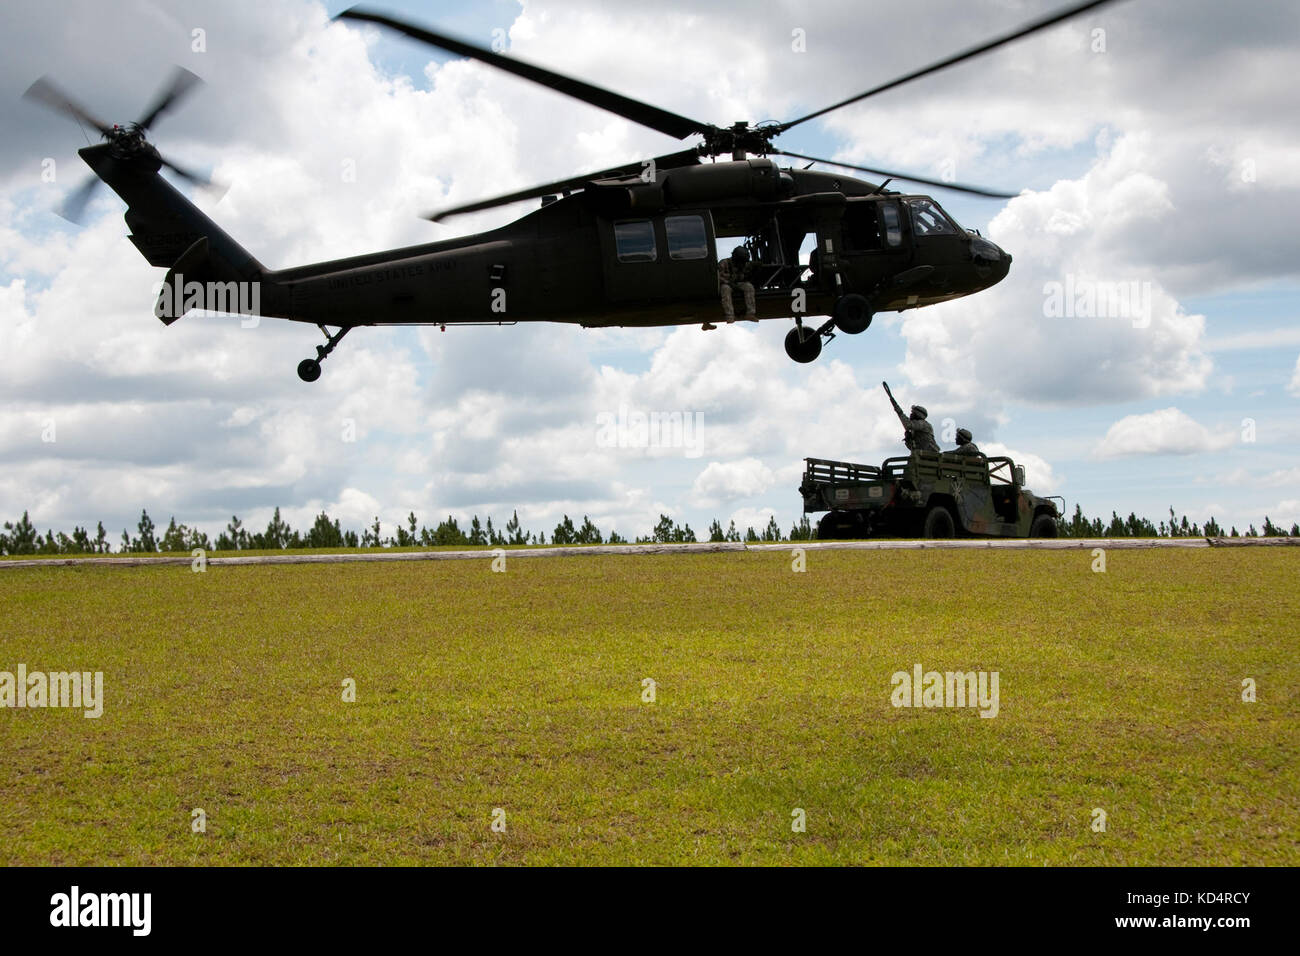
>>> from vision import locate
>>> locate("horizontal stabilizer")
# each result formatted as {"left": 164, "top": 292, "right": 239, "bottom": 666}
{"left": 154, "top": 236, "right": 211, "bottom": 324}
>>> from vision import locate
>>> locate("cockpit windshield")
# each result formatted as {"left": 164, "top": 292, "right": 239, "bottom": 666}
{"left": 907, "top": 198, "right": 959, "bottom": 237}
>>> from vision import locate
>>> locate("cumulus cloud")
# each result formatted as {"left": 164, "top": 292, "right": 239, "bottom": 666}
{"left": 1093, "top": 407, "right": 1236, "bottom": 459}
{"left": 900, "top": 132, "right": 1215, "bottom": 416}
{"left": 689, "top": 457, "right": 775, "bottom": 507}
{"left": 980, "top": 443, "right": 1060, "bottom": 495}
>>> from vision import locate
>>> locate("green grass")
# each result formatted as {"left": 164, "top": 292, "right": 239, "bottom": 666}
{"left": 0, "top": 548, "right": 1295, "bottom": 865}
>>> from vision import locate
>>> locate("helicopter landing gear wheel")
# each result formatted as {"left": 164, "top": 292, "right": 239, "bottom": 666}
{"left": 785, "top": 324, "right": 822, "bottom": 363}
{"left": 833, "top": 293, "right": 873, "bottom": 335}
{"left": 296, "top": 324, "right": 351, "bottom": 382}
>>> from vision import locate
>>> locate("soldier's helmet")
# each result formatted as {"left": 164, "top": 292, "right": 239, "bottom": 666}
{"left": 956, "top": 427, "right": 972, "bottom": 444}
{"left": 731, "top": 246, "right": 749, "bottom": 261}
{"left": 910, "top": 404, "right": 927, "bottom": 419}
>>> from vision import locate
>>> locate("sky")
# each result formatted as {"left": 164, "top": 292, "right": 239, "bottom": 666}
{"left": 1, "top": 0, "right": 1298, "bottom": 545}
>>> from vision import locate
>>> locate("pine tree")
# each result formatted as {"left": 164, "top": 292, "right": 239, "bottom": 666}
{"left": 577, "top": 516, "right": 603, "bottom": 544}
{"left": 553, "top": 515, "right": 577, "bottom": 545}
{"left": 505, "top": 510, "right": 526, "bottom": 545}
{"left": 137, "top": 509, "right": 157, "bottom": 552}
{"left": 708, "top": 519, "right": 724, "bottom": 543}
{"left": 3, "top": 511, "right": 38, "bottom": 554}
{"left": 226, "top": 515, "right": 247, "bottom": 550}
{"left": 160, "top": 517, "right": 189, "bottom": 552}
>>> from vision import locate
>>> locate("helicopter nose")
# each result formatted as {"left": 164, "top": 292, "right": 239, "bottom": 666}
{"left": 969, "top": 235, "right": 1010, "bottom": 285}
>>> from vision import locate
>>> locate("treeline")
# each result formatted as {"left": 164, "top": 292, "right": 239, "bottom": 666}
{"left": 1055, "top": 505, "right": 1299, "bottom": 539}
{"left": 0, "top": 507, "right": 804, "bottom": 556}
{"left": 1, "top": 505, "right": 1295, "bottom": 556}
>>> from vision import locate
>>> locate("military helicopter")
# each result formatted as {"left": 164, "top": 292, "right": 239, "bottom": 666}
{"left": 24, "top": 0, "right": 1118, "bottom": 381}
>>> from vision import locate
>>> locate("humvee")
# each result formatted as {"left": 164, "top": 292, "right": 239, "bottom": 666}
{"left": 801, "top": 451, "right": 1063, "bottom": 539}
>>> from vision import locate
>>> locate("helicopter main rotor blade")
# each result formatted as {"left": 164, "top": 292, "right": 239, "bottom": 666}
{"left": 136, "top": 66, "right": 203, "bottom": 130}
{"left": 22, "top": 76, "right": 114, "bottom": 136}
{"left": 58, "top": 175, "right": 103, "bottom": 224}
{"left": 425, "top": 148, "right": 701, "bottom": 222}
{"left": 771, "top": 149, "right": 1016, "bottom": 199}
{"left": 777, "top": 0, "right": 1124, "bottom": 134}
{"left": 336, "top": 7, "right": 714, "bottom": 141}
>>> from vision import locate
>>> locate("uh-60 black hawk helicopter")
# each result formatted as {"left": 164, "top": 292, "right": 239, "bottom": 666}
{"left": 25, "top": 0, "right": 1118, "bottom": 381}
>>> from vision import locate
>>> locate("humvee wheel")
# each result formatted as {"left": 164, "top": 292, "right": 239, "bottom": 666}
{"left": 818, "top": 510, "right": 864, "bottom": 540}
{"left": 922, "top": 505, "right": 955, "bottom": 538}
{"left": 784, "top": 326, "right": 822, "bottom": 363}
{"left": 1030, "top": 514, "right": 1059, "bottom": 538}
{"left": 833, "top": 293, "right": 873, "bottom": 335}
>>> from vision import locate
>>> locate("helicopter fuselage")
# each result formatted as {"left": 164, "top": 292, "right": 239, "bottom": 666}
{"left": 261, "top": 160, "right": 1011, "bottom": 329}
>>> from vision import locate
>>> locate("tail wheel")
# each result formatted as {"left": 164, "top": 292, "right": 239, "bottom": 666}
{"left": 833, "top": 293, "right": 873, "bottom": 335}
{"left": 1030, "top": 514, "right": 1059, "bottom": 538}
{"left": 784, "top": 325, "right": 822, "bottom": 363}
{"left": 922, "top": 505, "right": 955, "bottom": 539}
{"left": 297, "top": 359, "right": 322, "bottom": 383}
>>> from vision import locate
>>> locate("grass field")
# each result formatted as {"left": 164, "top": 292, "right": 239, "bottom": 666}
{"left": 1, "top": 547, "right": 1296, "bottom": 865}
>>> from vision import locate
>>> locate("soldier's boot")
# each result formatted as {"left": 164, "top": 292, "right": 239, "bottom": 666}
{"left": 701, "top": 321, "right": 717, "bottom": 331}
{"left": 720, "top": 286, "right": 736, "bottom": 324}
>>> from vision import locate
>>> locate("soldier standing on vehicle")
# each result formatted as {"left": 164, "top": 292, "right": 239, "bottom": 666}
{"left": 714, "top": 245, "right": 757, "bottom": 328}
{"left": 953, "top": 427, "right": 983, "bottom": 457}
{"left": 882, "top": 381, "right": 940, "bottom": 453}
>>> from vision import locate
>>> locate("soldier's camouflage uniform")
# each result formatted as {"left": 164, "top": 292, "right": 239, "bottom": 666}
{"left": 953, "top": 440, "right": 983, "bottom": 457}
{"left": 904, "top": 418, "right": 940, "bottom": 453}
{"left": 718, "top": 256, "right": 756, "bottom": 321}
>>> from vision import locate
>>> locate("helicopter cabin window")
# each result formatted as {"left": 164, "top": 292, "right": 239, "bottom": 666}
{"left": 843, "top": 201, "right": 902, "bottom": 251}
{"left": 881, "top": 203, "right": 902, "bottom": 246}
{"left": 907, "top": 199, "right": 957, "bottom": 237}
{"left": 614, "top": 220, "right": 657, "bottom": 262}
{"left": 664, "top": 215, "right": 709, "bottom": 260}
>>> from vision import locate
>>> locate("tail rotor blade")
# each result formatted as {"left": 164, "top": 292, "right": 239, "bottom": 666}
{"left": 135, "top": 67, "right": 203, "bottom": 130}
{"left": 57, "top": 175, "right": 102, "bottom": 224}
{"left": 22, "top": 76, "right": 113, "bottom": 136}
{"left": 160, "top": 155, "right": 214, "bottom": 188}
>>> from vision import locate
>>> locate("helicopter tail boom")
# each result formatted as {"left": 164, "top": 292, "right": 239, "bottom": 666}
{"left": 77, "top": 143, "right": 290, "bottom": 324}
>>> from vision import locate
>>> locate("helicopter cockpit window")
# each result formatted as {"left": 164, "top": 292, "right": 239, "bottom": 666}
{"left": 665, "top": 215, "right": 709, "bottom": 260}
{"left": 614, "top": 220, "right": 657, "bottom": 262}
{"left": 907, "top": 199, "right": 958, "bottom": 237}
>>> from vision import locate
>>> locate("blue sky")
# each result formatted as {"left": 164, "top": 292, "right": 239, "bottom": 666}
{"left": 1, "top": 0, "right": 1297, "bottom": 545}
